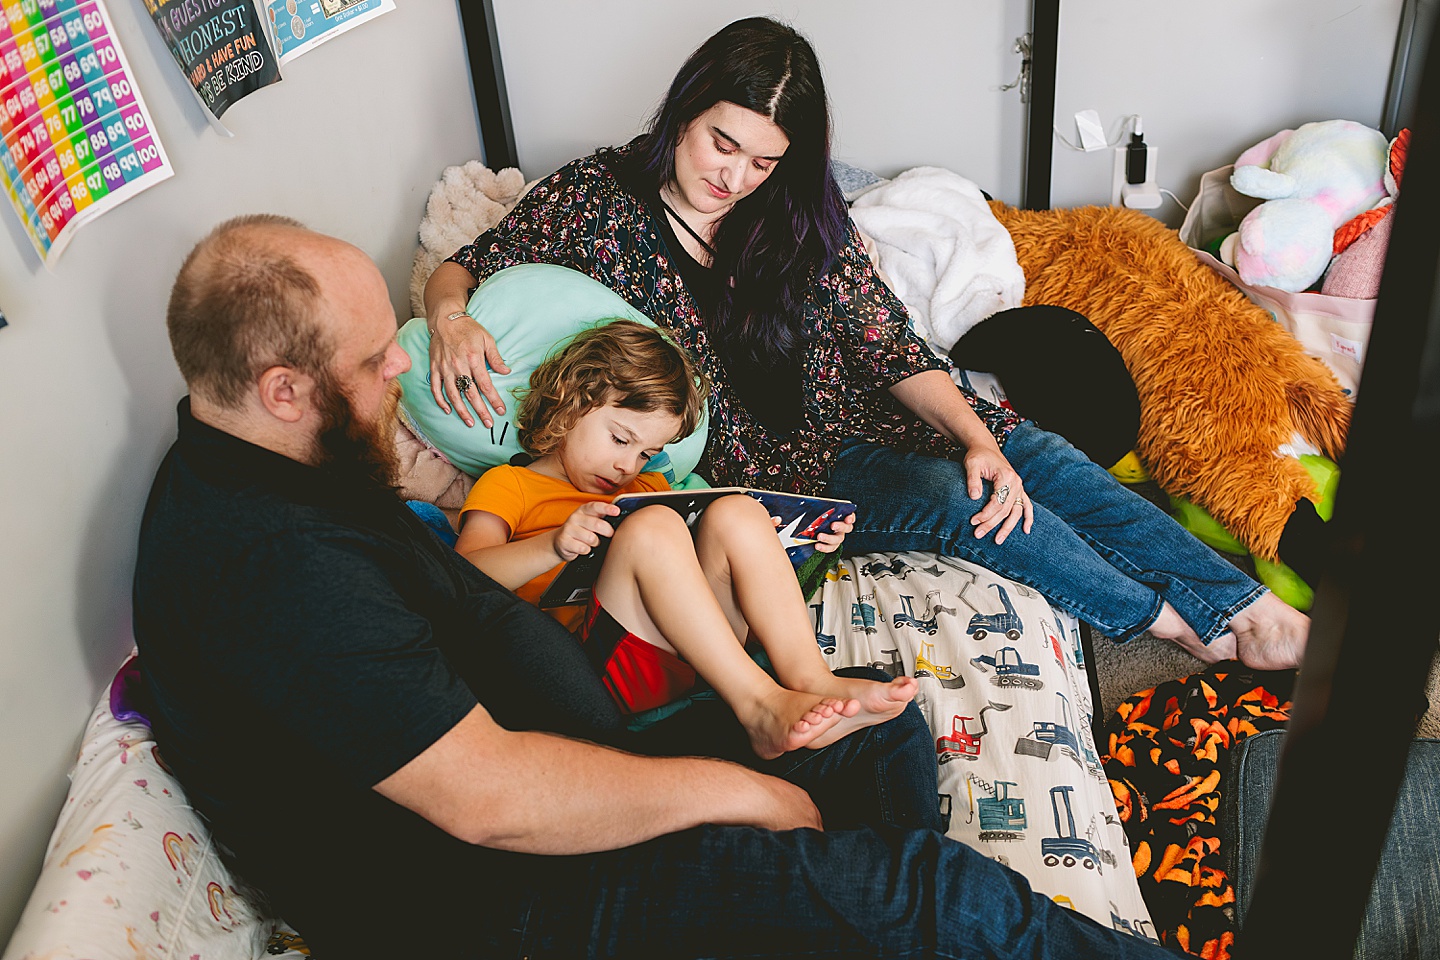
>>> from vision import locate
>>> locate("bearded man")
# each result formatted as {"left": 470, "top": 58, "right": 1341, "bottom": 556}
{"left": 132, "top": 216, "right": 1173, "bottom": 960}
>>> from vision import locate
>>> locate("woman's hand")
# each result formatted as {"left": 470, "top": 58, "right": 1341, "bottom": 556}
{"left": 553, "top": 501, "right": 621, "bottom": 563}
{"left": 887, "top": 370, "right": 1034, "bottom": 545}
{"left": 963, "top": 448, "right": 1033, "bottom": 545}
{"left": 814, "top": 512, "right": 855, "bottom": 554}
{"left": 424, "top": 262, "right": 512, "bottom": 428}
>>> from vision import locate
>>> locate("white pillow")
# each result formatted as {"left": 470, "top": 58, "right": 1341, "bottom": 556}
{"left": 816, "top": 553, "right": 1157, "bottom": 938}
{"left": 3, "top": 655, "right": 306, "bottom": 960}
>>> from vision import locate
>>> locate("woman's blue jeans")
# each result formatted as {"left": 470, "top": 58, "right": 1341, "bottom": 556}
{"left": 827, "top": 422, "right": 1266, "bottom": 644}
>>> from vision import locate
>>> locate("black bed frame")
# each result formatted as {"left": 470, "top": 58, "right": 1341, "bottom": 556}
{"left": 452, "top": 4, "right": 1440, "bottom": 956}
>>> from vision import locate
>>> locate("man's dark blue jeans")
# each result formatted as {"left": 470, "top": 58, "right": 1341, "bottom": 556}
{"left": 460, "top": 669, "right": 1177, "bottom": 959}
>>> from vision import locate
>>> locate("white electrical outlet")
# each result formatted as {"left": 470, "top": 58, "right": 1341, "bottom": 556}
{"left": 1111, "top": 145, "right": 1161, "bottom": 209}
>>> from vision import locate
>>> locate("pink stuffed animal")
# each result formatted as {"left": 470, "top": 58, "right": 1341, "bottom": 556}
{"left": 1223, "top": 120, "right": 1389, "bottom": 292}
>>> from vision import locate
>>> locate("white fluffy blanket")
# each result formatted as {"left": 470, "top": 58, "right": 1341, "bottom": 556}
{"left": 407, "top": 160, "right": 536, "bottom": 317}
{"left": 849, "top": 167, "right": 1025, "bottom": 351}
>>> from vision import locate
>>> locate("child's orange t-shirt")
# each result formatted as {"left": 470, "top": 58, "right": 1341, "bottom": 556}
{"left": 460, "top": 465, "right": 670, "bottom": 630}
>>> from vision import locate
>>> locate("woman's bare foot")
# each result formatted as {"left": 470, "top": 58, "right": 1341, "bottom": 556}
{"left": 739, "top": 690, "right": 855, "bottom": 760}
{"left": 1146, "top": 602, "right": 1237, "bottom": 663}
{"left": 1228, "top": 591, "right": 1310, "bottom": 670}
{"left": 801, "top": 676, "right": 918, "bottom": 751}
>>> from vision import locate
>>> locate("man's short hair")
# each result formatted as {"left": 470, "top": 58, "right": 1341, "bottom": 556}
{"left": 166, "top": 214, "right": 330, "bottom": 408}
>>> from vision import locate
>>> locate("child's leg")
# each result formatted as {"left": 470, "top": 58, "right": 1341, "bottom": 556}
{"left": 692, "top": 495, "right": 916, "bottom": 749}
{"left": 595, "top": 505, "right": 849, "bottom": 760}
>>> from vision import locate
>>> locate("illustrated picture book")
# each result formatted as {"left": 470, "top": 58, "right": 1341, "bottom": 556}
{"left": 537, "top": 487, "right": 857, "bottom": 608}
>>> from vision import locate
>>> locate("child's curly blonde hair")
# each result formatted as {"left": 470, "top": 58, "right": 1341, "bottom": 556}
{"left": 517, "top": 320, "right": 709, "bottom": 457}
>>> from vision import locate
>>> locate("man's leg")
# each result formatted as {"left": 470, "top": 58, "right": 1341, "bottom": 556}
{"left": 517, "top": 823, "right": 1177, "bottom": 959}
{"left": 631, "top": 667, "right": 943, "bottom": 832}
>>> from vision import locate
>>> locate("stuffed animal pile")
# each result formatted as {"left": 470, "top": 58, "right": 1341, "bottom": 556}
{"left": 1216, "top": 119, "right": 1407, "bottom": 295}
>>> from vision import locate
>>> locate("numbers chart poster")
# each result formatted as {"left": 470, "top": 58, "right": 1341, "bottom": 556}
{"left": 0, "top": 0, "right": 172, "bottom": 265}
{"left": 266, "top": 0, "right": 392, "bottom": 65}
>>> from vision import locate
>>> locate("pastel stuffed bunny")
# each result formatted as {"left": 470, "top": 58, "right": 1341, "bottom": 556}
{"left": 1224, "top": 120, "right": 1389, "bottom": 292}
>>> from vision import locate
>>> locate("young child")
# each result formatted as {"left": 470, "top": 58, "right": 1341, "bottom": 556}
{"left": 455, "top": 320, "right": 917, "bottom": 759}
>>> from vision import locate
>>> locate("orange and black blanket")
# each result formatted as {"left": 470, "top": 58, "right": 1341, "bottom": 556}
{"left": 1103, "top": 666, "right": 1295, "bottom": 960}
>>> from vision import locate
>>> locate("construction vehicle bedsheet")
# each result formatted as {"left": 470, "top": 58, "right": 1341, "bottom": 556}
{"left": 816, "top": 551, "right": 1156, "bottom": 940}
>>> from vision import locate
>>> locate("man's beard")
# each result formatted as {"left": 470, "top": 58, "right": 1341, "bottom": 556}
{"left": 310, "top": 374, "right": 403, "bottom": 491}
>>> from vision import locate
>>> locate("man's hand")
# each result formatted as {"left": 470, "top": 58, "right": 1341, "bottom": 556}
{"left": 553, "top": 501, "right": 620, "bottom": 562}
{"left": 740, "top": 767, "right": 824, "bottom": 831}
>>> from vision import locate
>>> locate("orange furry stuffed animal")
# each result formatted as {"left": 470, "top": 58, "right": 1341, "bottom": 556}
{"left": 989, "top": 202, "right": 1351, "bottom": 561}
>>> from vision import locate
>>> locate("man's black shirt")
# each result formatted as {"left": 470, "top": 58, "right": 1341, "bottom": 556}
{"left": 132, "top": 400, "right": 619, "bottom": 955}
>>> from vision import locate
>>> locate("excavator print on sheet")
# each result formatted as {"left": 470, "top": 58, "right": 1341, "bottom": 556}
{"left": 867, "top": 647, "right": 906, "bottom": 678}
{"left": 1041, "top": 785, "right": 1102, "bottom": 874}
{"left": 1015, "top": 692, "right": 1083, "bottom": 766}
{"left": 913, "top": 638, "right": 965, "bottom": 689}
{"left": 859, "top": 556, "right": 944, "bottom": 581}
{"left": 970, "top": 646, "right": 1045, "bottom": 690}
{"left": 893, "top": 594, "right": 938, "bottom": 635}
{"left": 1111, "top": 906, "right": 1160, "bottom": 943}
{"left": 850, "top": 593, "right": 878, "bottom": 634}
{"left": 967, "top": 583, "right": 1024, "bottom": 641}
{"left": 965, "top": 774, "right": 1028, "bottom": 843}
{"left": 936, "top": 701, "right": 1012, "bottom": 763}
{"left": 809, "top": 603, "right": 836, "bottom": 656}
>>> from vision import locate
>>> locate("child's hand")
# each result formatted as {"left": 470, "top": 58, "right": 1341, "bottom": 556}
{"left": 814, "top": 512, "right": 856, "bottom": 554}
{"left": 553, "top": 501, "right": 621, "bottom": 562}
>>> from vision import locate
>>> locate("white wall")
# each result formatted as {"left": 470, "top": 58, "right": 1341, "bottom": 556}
{"left": 0, "top": 2, "right": 480, "bottom": 940}
{"left": 494, "top": 0, "right": 1402, "bottom": 216}
{"left": 1049, "top": 0, "right": 1404, "bottom": 223}
{"left": 493, "top": 0, "right": 1032, "bottom": 200}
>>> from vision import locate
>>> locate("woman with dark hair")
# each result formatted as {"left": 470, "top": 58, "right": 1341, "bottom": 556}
{"left": 421, "top": 16, "right": 1308, "bottom": 671}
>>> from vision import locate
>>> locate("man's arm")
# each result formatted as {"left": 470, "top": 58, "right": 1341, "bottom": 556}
{"left": 375, "top": 704, "right": 822, "bottom": 852}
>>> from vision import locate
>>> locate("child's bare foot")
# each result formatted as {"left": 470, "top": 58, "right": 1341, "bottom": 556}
{"left": 811, "top": 674, "right": 919, "bottom": 714}
{"left": 1228, "top": 591, "right": 1310, "bottom": 670}
{"left": 740, "top": 690, "right": 854, "bottom": 760}
{"left": 802, "top": 676, "right": 918, "bottom": 751}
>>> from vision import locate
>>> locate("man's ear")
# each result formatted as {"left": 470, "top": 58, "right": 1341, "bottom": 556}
{"left": 256, "top": 365, "right": 314, "bottom": 423}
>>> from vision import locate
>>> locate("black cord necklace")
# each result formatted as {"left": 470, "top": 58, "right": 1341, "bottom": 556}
{"left": 658, "top": 197, "right": 717, "bottom": 260}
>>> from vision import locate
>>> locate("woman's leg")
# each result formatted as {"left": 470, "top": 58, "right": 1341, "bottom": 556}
{"left": 596, "top": 504, "right": 848, "bottom": 759}
{"left": 1001, "top": 422, "right": 1307, "bottom": 666}
{"left": 829, "top": 439, "right": 1171, "bottom": 642}
{"left": 829, "top": 430, "right": 1306, "bottom": 666}
{"left": 689, "top": 495, "right": 917, "bottom": 743}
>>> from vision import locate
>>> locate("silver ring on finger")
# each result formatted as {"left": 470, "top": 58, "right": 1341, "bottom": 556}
{"left": 996, "top": 484, "right": 1010, "bottom": 505}
{"left": 454, "top": 374, "right": 474, "bottom": 394}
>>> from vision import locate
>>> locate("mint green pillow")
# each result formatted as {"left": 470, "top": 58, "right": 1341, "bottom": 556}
{"left": 397, "top": 263, "right": 708, "bottom": 479}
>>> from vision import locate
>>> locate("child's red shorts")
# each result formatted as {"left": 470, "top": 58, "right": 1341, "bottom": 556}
{"left": 576, "top": 592, "right": 696, "bottom": 714}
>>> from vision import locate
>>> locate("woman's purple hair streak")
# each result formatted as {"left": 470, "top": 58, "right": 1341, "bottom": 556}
{"left": 615, "top": 17, "right": 849, "bottom": 364}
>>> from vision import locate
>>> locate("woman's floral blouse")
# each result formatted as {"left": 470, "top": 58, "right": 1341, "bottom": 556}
{"left": 447, "top": 148, "right": 1023, "bottom": 493}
